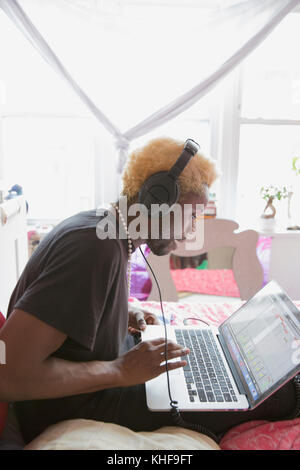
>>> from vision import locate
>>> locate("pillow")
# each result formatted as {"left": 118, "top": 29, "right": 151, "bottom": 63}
{"left": 220, "top": 418, "right": 300, "bottom": 450}
{"left": 171, "top": 268, "right": 240, "bottom": 297}
{"left": 24, "top": 419, "right": 220, "bottom": 450}
{"left": 0, "top": 312, "right": 8, "bottom": 437}
{"left": 256, "top": 236, "right": 272, "bottom": 287}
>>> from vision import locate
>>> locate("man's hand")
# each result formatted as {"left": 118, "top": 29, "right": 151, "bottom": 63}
{"left": 128, "top": 305, "right": 160, "bottom": 335}
{"left": 112, "top": 338, "right": 190, "bottom": 387}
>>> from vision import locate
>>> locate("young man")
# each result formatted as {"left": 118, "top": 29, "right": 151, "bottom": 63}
{"left": 0, "top": 137, "right": 296, "bottom": 444}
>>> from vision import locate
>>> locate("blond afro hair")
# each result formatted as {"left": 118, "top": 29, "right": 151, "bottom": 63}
{"left": 122, "top": 137, "right": 218, "bottom": 203}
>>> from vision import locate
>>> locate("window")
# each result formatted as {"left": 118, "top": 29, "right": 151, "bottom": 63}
{"left": 2, "top": 116, "right": 95, "bottom": 221}
{"left": 1, "top": 3, "right": 299, "bottom": 224}
{"left": 0, "top": 2, "right": 215, "bottom": 222}
{"left": 236, "top": 12, "right": 300, "bottom": 226}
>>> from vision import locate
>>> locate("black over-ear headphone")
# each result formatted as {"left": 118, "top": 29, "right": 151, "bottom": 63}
{"left": 138, "top": 139, "right": 200, "bottom": 216}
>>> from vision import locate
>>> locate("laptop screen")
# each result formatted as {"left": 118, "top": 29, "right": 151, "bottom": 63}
{"left": 219, "top": 281, "right": 300, "bottom": 408}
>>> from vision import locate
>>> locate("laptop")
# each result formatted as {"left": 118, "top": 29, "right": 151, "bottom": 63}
{"left": 142, "top": 280, "right": 300, "bottom": 411}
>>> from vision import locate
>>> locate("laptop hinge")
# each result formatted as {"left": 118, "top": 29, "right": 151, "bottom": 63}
{"left": 217, "top": 333, "right": 247, "bottom": 396}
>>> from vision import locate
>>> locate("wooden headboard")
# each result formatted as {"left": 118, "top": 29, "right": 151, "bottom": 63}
{"left": 146, "top": 218, "right": 263, "bottom": 302}
{"left": 0, "top": 196, "right": 28, "bottom": 316}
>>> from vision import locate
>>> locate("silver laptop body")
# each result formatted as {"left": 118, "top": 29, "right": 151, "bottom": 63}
{"left": 142, "top": 281, "right": 300, "bottom": 412}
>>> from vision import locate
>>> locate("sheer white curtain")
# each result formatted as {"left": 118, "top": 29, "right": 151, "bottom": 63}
{"left": 0, "top": 0, "right": 299, "bottom": 196}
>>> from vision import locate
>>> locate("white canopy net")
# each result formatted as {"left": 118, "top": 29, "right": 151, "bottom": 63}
{"left": 0, "top": 0, "right": 299, "bottom": 203}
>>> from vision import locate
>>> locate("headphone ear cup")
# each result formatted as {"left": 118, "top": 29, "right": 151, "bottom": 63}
{"left": 138, "top": 172, "right": 179, "bottom": 214}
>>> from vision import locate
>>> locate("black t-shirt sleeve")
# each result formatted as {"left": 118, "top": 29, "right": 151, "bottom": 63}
{"left": 14, "top": 233, "right": 122, "bottom": 350}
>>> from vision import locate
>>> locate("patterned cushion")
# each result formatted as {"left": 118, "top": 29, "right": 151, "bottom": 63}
{"left": 171, "top": 268, "right": 240, "bottom": 297}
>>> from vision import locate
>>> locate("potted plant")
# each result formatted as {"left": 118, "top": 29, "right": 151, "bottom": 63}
{"left": 259, "top": 185, "right": 288, "bottom": 231}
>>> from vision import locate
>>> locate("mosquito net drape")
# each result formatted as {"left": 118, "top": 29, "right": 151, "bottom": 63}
{"left": 0, "top": 0, "right": 299, "bottom": 179}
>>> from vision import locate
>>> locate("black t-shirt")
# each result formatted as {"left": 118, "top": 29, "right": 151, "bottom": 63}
{"left": 7, "top": 210, "right": 129, "bottom": 443}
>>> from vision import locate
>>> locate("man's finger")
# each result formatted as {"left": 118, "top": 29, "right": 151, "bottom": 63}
{"left": 145, "top": 315, "right": 160, "bottom": 326}
{"left": 150, "top": 337, "right": 171, "bottom": 346}
{"left": 128, "top": 326, "right": 140, "bottom": 335}
{"left": 154, "top": 341, "right": 188, "bottom": 354}
{"left": 138, "top": 320, "right": 147, "bottom": 330}
{"left": 160, "top": 348, "right": 189, "bottom": 360}
{"left": 134, "top": 311, "right": 147, "bottom": 330}
{"left": 159, "top": 360, "right": 187, "bottom": 373}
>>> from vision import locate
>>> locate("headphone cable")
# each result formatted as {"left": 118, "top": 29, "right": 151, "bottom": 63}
{"left": 139, "top": 246, "right": 220, "bottom": 443}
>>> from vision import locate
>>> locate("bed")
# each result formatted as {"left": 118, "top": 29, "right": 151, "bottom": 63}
{"left": 1, "top": 214, "right": 299, "bottom": 450}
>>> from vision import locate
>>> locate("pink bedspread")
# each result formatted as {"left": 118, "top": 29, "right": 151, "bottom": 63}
{"left": 129, "top": 297, "right": 300, "bottom": 450}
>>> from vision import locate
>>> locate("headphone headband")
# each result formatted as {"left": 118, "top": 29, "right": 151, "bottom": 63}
{"left": 167, "top": 139, "right": 199, "bottom": 180}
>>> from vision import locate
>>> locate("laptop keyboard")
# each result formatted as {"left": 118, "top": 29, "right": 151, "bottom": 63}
{"left": 175, "top": 329, "right": 237, "bottom": 403}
